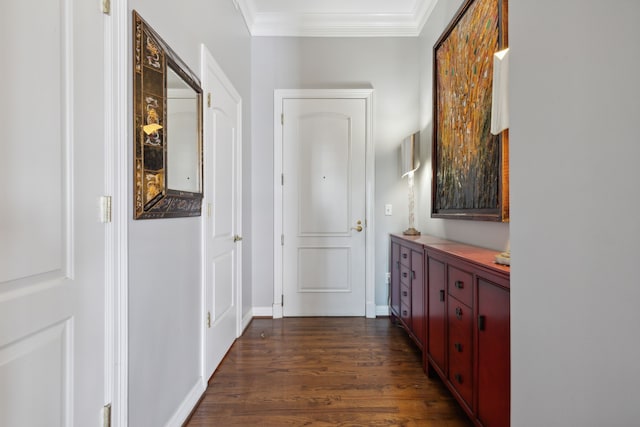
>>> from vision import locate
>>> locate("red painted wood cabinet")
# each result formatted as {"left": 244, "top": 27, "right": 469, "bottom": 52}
{"left": 389, "top": 237, "right": 425, "bottom": 350}
{"left": 389, "top": 234, "right": 510, "bottom": 427}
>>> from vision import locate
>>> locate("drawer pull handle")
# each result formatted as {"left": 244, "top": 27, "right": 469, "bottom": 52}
{"left": 402, "top": 291, "right": 408, "bottom": 297}
{"left": 455, "top": 280, "right": 464, "bottom": 289}
{"left": 402, "top": 310, "right": 408, "bottom": 316}
{"left": 455, "top": 373, "right": 463, "bottom": 384}
{"left": 454, "top": 342, "right": 463, "bottom": 352}
{"left": 439, "top": 290, "right": 445, "bottom": 302}
{"left": 478, "top": 315, "right": 486, "bottom": 331}
{"left": 402, "top": 253, "right": 408, "bottom": 259}
{"left": 402, "top": 272, "right": 408, "bottom": 278}
{"left": 455, "top": 307, "right": 463, "bottom": 320}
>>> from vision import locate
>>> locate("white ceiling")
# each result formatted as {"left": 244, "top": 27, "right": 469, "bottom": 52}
{"left": 233, "top": 0, "right": 438, "bottom": 37}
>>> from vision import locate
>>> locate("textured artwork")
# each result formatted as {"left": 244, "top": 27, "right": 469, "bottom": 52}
{"left": 432, "top": 0, "right": 509, "bottom": 221}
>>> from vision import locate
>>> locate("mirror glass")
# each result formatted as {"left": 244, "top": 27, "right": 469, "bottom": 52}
{"left": 167, "top": 66, "right": 200, "bottom": 193}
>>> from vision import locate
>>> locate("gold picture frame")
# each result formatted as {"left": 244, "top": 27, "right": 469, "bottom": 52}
{"left": 431, "top": 0, "right": 509, "bottom": 222}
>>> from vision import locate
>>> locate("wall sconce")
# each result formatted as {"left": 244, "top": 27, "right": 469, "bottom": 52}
{"left": 491, "top": 47, "right": 510, "bottom": 135}
{"left": 401, "top": 132, "right": 420, "bottom": 236}
{"left": 491, "top": 47, "right": 511, "bottom": 265}
{"left": 142, "top": 123, "right": 163, "bottom": 135}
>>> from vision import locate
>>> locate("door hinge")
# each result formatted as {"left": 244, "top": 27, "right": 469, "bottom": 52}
{"left": 100, "top": 196, "right": 112, "bottom": 223}
{"left": 281, "top": 234, "right": 284, "bottom": 246}
{"left": 281, "top": 294, "right": 284, "bottom": 306}
{"left": 207, "top": 311, "right": 211, "bottom": 328}
{"left": 281, "top": 113, "right": 284, "bottom": 125}
{"left": 103, "top": 403, "right": 111, "bottom": 427}
{"left": 281, "top": 173, "right": 284, "bottom": 186}
{"left": 102, "top": 0, "right": 110, "bottom": 15}
{"left": 207, "top": 203, "right": 212, "bottom": 217}
{"left": 207, "top": 92, "right": 212, "bottom": 108}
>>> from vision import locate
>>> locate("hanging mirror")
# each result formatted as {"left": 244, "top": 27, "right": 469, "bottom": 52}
{"left": 133, "top": 11, "right": 203, "bottom": 219}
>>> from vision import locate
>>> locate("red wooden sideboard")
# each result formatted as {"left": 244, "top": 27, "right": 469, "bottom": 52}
{"left": 390, "top": 234, "right": 510, "bottom": 427}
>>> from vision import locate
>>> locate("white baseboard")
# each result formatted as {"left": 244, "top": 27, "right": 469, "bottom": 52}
{"left": 252, "top": 306, "right": 274, "bottom": 317}
{"left": 164, "top": 378, "right": 205, "bottom": 427}
{"left": 242, "top": 308, "right": 255, "bottom": 332}
{"left": 376, "top": 305, "right": 390, "bottom": 317}
{"left": 248, "top": 306, "right": 389, "bottom": 318}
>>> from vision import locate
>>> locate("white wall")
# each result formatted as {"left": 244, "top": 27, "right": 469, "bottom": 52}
{"left": 417, "top": 0, "right": 510, "bottom": 251}
{"left": 510, "top": 0, "right": 640, "bottom": 425}
{"left": 127, "top": 1, "right": 251, "bottom": 425}
{"left": 251, "top": 37, "right": 420, "bottom": 310}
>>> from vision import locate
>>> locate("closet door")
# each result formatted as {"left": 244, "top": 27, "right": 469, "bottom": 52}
{"left": 0, "top": 1, "right": 107, "bottom": 425}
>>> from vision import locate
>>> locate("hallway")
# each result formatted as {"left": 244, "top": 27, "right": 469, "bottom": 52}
{"left": 186, "top": 317, "right": 471, "bottom": 426}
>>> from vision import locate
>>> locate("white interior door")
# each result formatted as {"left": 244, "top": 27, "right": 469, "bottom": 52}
{"left": 0, "top": 1, "right": 107, "bottom": 425}
{"left": 201, "top": 46, "right": 243, "bottom": 380}
{"left": 281, "top": 98, "right": 367, "bottom": 316}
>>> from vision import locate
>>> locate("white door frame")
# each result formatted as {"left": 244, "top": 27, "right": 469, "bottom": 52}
{"left": 273, "top": 89, "right": 375, "bottom": 319}
{"left": 106, "top": 0, "right": 129, "bottom": 425}
{"left": 200, "top": 44, "right": 244, "bottom": 384}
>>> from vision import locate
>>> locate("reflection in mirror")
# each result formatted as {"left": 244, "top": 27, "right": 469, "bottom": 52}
{"left": 167, "top": 66, "right": 200, "bottom": 193}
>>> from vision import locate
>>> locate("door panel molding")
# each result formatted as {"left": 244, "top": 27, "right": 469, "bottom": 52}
{"left": 273, "top": 89, "right": 375, "bottom": 318}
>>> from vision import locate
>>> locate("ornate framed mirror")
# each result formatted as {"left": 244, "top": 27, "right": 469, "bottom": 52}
{"left": 133, "top": 11, "right": 203, "bottom": 219}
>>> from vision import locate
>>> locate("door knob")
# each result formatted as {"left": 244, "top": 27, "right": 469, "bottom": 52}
{"left": 351, "top": 220, "right": 363, "bottom": 232}
{"left": 233, "top": 235, "right": 243, "bottom": 242}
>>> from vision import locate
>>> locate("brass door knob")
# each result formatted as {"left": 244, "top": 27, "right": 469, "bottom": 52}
{"left": 351, "top": 220, "right": 363, "bottom": 232}
{"left": 234, "top": 235, "right": 243, "bottom": 242}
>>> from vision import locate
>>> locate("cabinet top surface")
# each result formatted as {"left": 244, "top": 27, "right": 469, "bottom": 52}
{"left": 391, "top": 233, "right": 510, "bottom": 278}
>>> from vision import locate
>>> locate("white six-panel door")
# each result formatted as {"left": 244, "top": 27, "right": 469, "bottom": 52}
{"left": 0, "top": 0, "right": 107, "bottom": 425}
{"left": 201, "top": 45, "right": 243, "bottom": 380}
{"left": 281, "top": 98, "right": 367, "bottom": 316}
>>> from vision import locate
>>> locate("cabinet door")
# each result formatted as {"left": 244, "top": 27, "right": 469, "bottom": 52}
{"left": 411, "top": 249, "right": 425, "bottom": 348}
{"left": 390, "top": 241, "right": 401, "bottom": 317}
{"left": 427, "top": 255, "right": 446, "bottom": 373}
{"left": 448, "top": 297, "right": 473, "bottom": 408}
{"left": 477, "top": 279, "right": 510, "bottom": 427}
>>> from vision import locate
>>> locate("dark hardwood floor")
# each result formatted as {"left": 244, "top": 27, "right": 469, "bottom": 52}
{"left": 185, "top": 317, "right": 472, "bottom": 426}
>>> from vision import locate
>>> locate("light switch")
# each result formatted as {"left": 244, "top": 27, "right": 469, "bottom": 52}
{"left": 385, "top": 204, "right": 392, "bottom": 216}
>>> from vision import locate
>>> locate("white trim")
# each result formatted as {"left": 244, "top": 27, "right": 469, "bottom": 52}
{"left": 236, "top": 0, "right": 437, "bottom": 37}
{"left": 251, "top": 306, "right": 274, "bottom": 318}
{"left": 376, "top": 305, "right": 391, "bottom": 317}
{"left": 273, "top": 89, "right": 376, "bottom": 319}
{"left": 163, "top": 379, "right": 206, "bottom": 427}
{"left": 105, "top": 1, "right": 129, "bottom": 425}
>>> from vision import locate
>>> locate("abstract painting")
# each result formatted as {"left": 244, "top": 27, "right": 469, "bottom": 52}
{"left": 432, "top": 0, "right": 509, "bottom": 221}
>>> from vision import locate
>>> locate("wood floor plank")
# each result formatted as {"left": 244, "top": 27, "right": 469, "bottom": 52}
{"left": 185, "top": 317, "right": 472, "bottom": 427}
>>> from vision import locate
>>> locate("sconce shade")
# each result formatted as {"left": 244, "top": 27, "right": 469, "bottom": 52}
{"left": 490, "top": 47, "right": 510, "bottom": 135}
{"left": 400, "top": 132, "right": 420, "bottom": 177}
{"left": 143, "top": 123, "right": 163, "bottom": 135}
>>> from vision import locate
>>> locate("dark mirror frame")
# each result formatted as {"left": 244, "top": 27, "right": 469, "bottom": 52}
{"left": 133, "top": 10, "right": 203, "bottom": 219}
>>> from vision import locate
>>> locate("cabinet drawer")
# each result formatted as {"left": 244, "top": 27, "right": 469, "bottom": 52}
{"left": 400, "top": 283, "right": 411, "bottom": 307}
{"left": 400, "top": 302, "right": 411, "bottom": 326}
{"left": 448, "top": 297, "right": 473, "bottom": 407}
{"left": 400, "top": 245, "right": 411, "bottom": 267}
{"left": 400, "top": 264, "right": 411, "bottom": 286}
{"left": 448, "top": 265, "right": 473, "bottom": 307}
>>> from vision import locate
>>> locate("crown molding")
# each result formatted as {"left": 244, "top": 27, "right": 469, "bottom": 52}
{"left": 234, "top": 0, "right": 437, "bottom": 37}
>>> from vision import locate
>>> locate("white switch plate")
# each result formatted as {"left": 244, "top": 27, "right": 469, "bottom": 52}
{"left": 384, "top": 204, "right": 392, "bottom": 216}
